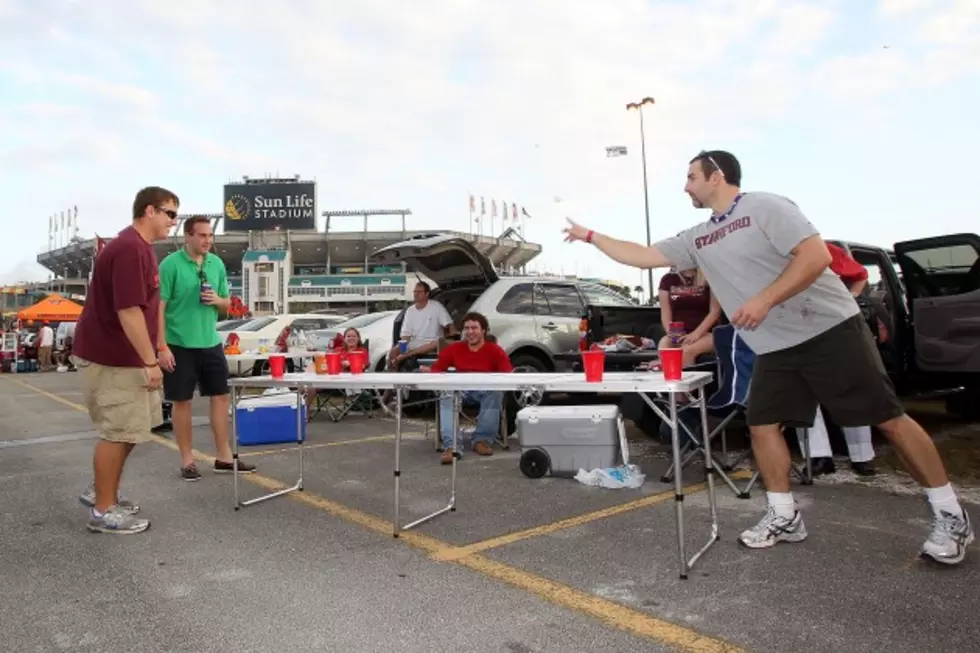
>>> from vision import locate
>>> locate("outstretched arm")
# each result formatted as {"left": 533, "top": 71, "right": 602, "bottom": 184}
{"left": 563, "top": 219, "right": 675, "bottom": 269}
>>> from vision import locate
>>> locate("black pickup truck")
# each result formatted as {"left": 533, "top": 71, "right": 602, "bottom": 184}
{"left": 580, "top": 234, "right": 980, "bottom": 418}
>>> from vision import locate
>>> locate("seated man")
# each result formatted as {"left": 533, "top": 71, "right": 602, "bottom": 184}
{"left": 388, "top": 281, "right": 455, "bottom": 370}
{"left": 420, "top": 311, "right": 513, "bottom": 464}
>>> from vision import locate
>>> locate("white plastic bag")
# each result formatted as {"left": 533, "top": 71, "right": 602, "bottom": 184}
{"left": 574, "top": 464, "right": 645, "bottom": 489}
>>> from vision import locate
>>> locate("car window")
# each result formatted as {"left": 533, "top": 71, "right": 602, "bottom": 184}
{"left": 539, "top": 284, "right": 584, "bottom": 318}
{"left": 580, "top": 283, "right": 635, "bottom": 307}
{"left": 496, "top": 283, "right": 535, "bottom": 315}
{"left": 234, "top": 317, "right": 277, "bottom": 332}
{"left": 291, "top": 318, "right": 334, "bottom": 331}
{"left": 334, "top": 312, "right": 392, "bottom": 330}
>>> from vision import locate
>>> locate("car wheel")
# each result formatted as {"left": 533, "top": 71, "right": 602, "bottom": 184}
{"left": 505, "top": 354, "right": 549, "bottom": 435}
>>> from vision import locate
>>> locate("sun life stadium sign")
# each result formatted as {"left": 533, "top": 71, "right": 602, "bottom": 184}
{"left": 222, "top": 180, "right": 317, "bottom": 232}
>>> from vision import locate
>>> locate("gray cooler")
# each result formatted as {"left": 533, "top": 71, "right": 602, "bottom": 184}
{"left": 516, "top": 405, "right": 627, "bottom": 478}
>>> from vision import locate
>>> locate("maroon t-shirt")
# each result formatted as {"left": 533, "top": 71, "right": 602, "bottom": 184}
{"left": 658, "top": 273, "right": 712, "bottom": 334}
{"left": 74, "top": 226, "right": 160, "bottom": 368}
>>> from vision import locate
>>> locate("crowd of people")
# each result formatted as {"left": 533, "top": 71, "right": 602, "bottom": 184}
{"left": 71, "top": 150, "right": 974, "bottom": 567}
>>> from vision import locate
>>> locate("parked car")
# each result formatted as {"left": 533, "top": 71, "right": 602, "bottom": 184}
{"left": 306, "top": 310, "right": 399, "bottom": 372}
{"left": 217, "top": 318, "right": 252, "bottom": 332}
{"left": 222, "top": 313, "right": 347, "bottom": 376}
{"left": 370, "top": 233, "right": 642, "bottom": 429}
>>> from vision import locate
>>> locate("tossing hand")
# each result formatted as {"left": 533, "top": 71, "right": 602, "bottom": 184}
{"left": 730, "top": 295, "right": 773, "bottom": 331}
{"left": 562, "top": 218, "right": 592, "bottom": 243}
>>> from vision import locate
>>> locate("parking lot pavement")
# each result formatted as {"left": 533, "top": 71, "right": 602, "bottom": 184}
{"left": 4, "top": 372, "right": 980, "bottom": 653}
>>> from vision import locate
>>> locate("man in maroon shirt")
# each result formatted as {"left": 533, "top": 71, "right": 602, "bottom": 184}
{"left": 420, "top": 312, "right": 513, "bottom": 464}
{"left": 73, "top": 186, "right": 178, "bottom": 534}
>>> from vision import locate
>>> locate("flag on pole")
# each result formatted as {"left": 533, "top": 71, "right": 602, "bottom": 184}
{"left": 491, "top": 199, "right": 497, "bottom": 218}
{"left": 468, "top": 195, "right": 475, "bottom": 213}
{"left": 521, "top": 207, "right": 531, "bottom": 219}
{"left": 480, "top": 196, "right": 485, "bottom": 217}
{"left": 512, "top": 203, "right": 517, "bottom": 221}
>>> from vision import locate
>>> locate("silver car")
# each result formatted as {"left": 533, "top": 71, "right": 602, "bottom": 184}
{"left": 371, "top": 234, "right": 640, "bottom": 424}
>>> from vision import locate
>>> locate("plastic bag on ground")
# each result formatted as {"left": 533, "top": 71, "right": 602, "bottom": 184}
{"left": 574, "top": 464, "right": 645, "bottom": 489}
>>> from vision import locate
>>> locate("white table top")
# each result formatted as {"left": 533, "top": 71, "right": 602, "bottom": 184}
{"left": 228, "top": 370, "right": 712, "bottom": 394}
{"left": 225, "top": 351, "right": 316, "bottom": 362}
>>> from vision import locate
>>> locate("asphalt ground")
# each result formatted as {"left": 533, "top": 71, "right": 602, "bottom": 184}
{"left": 2, "top": 371, "right": 978, "bottom": 653}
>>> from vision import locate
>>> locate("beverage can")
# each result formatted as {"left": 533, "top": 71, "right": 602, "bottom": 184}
{"left": 399, "top": 338, "right": 409, "bottom": 354}
{"left": 668, "top": 321, "right": 686, "bottom": 346}
{"left": 200, "top": 282, "right": 212, "bottom": 304}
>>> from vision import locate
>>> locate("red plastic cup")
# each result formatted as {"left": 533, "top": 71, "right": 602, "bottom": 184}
{"left": 325, "top": 352, "right": 342, "bottom": 375}
{"left": 659, "top": 348, "right": 683, "bottom": 381}
{"left": 269, "top": 355, "right": 285, "bottom": 378}
{"left": 348, "top": 350, "right": 366, "bottom": 374}
{"left": 581, "top": 349, "right": 605, "bottom": 383}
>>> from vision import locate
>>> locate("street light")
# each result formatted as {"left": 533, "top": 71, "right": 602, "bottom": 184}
{"left": 626, "top": 96, "right": 655, "bottom": 302}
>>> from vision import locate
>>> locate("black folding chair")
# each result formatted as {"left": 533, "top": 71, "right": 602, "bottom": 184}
{"left": 658, "top": 325, "right": 812, "bottom": 498}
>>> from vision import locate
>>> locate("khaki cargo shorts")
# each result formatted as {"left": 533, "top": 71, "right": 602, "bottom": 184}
{"left": 73, "top": 357, "right": 163, "bottom": 444}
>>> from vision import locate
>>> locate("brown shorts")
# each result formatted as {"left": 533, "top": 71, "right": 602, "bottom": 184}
{"left": 746, "top": 314, "right": 905, "bottom": 428}
{"left": 74, "top": 357, "right": 163, "bottom": 443}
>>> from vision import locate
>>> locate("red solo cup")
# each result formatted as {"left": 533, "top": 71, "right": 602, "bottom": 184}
{"left": 325, "top": 352, "right": 342, "bottom": 374}
{"left": 581, "top": 349, "right": 605, "bottom": 383}
{"left": 348, "top": 350, "right": 366, "bottom": 374}
{"left": 269, "top": 355, "right": 286, "bottom": 378}
{"left": 659, "top": 348, "right": 683, "bottom": 381}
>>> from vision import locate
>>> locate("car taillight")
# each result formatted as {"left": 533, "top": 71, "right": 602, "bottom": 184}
{"left": 274, "top": 327, "right": 291, "bottom": 352}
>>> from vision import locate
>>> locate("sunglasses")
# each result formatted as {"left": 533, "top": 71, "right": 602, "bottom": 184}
{"left": 157, "top": 207, "right": 178, "bottom": 220}
{"left": 697, "top": 151, "right": 725, "bottom": 179}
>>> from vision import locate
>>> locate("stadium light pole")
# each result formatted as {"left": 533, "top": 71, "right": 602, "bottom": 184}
{"left": 626, "top": 96, "right": 655, "bottom": 303}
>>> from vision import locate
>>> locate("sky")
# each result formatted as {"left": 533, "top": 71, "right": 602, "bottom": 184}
{"left": 1, "top": 0, "right": 978, "bottom": 295}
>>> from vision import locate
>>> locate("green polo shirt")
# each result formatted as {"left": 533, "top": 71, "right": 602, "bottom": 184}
{"left": 159, "top": 248, "right": 229, "bottom": 349}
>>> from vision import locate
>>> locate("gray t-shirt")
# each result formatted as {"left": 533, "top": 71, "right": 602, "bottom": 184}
{"left": 654, "top": 191, "right": 859, "bottom": 355}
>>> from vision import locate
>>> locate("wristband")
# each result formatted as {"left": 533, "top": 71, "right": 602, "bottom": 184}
{"left": 586, "top": 229, "right": 595, "bottom": 244}
{"left": 144, "top": 361, "right": 159, "bottom": 368}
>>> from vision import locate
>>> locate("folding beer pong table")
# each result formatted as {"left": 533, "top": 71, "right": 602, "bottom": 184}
{"left": 228, "top": 369, "right": 717, "bottom": 579}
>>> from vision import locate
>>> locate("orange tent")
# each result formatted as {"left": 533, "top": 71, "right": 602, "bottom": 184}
{"left": 17, "top": 294, "right": 84, "bottom": 322}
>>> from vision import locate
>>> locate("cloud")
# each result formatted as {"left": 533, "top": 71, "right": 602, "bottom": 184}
{"left": 0, "top": 0, "right": 978, "bottom": 283}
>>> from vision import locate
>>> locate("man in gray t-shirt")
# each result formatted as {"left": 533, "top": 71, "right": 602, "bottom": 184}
{"left": 562, "top": 150, "right": 972, "bottom": 566}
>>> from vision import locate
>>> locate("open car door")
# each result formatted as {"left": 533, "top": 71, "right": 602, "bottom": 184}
{"left": 894, "top": 233, "right": 980, "bottom": 374}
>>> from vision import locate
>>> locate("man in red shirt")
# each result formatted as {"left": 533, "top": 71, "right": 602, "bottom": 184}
{"left": 73, "top": 186, "right": 178, "bottom": 534}
{"left": 421, "top": 311, "right": 513, "bottom": 464}
{"left": 795, "top": 242, "right": 877, "bottom": 476}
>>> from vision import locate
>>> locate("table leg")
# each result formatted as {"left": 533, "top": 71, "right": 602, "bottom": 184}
{"left": 668, "top": 391, "right": 688, "bottom": 579}
{"left": 400, "top": 389, "right": 459, "bottom": 532}
{"left": 393, "top": 386, "right": 404, "bottom": 537}
{"left": 687, "top": 384, "right": 720, "bottom": 571}
{"left": 232, "top": 384, "right": 240, "bottom": 510}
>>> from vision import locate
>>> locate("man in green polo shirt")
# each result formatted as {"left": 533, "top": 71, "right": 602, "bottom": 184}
{"left": 158, "top": 216, "right": 256, "bottom": 481}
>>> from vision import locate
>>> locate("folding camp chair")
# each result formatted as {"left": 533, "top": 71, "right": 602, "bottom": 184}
{"left": 659, "top": 325, "right": 812, "bottom": 498}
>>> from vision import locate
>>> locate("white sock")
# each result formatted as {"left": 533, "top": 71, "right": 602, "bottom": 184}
{"left": 91, "top": 508, "right": 104, "bottom": 518}
{"left": 767, "top": 491, "right": 796, "bottom": 520}
{"left": 925, "top": 484, "right": 963, "bottom": 519}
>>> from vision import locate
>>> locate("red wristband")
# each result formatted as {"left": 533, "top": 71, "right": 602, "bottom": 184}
{"left": 586, "top": 230, "right": 594, "bottom": 244}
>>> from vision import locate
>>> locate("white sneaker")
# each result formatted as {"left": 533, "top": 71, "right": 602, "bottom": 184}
{"left": 921, "top": 510, "right": 974, "bottom": 565}
{"left": 738, "top": 506, "right": 807, "bottom": 549}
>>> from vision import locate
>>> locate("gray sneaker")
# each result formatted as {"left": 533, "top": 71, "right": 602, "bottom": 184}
{"left": 86, "top": 506, "right": 150, "bottom": 535}
{"left": 78, "top": 484, "right": 140, "bottom": 515}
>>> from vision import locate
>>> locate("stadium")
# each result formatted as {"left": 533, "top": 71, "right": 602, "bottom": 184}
{"left": 24, "top": 177, "right": 542, "bottom": 316}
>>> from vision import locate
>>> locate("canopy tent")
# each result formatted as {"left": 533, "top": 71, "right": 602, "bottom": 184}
{"left": 17, "top": 294, "right": 83, "bottom": 322}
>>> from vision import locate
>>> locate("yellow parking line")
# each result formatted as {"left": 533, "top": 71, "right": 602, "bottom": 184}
{"left": 432, "top": 471, "right": 753, "bottom": 562}
{"left": 5, "top": 376, "right": 747, "bottom": 653}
